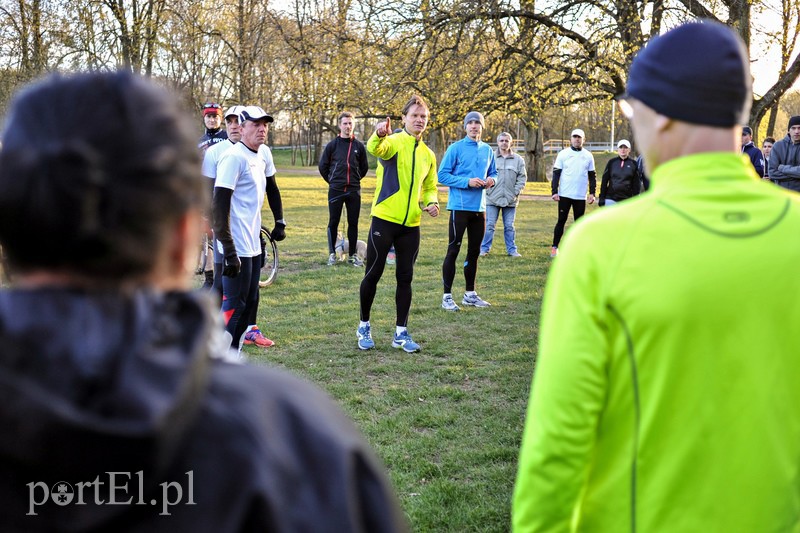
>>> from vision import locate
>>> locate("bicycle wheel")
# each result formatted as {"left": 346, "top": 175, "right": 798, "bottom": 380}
{"left": 259, "top": 226, "right": 279, "bottom": 288}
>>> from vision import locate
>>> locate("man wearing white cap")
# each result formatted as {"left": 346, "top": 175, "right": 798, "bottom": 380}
{"left": 550, "top": 128, "right": 596, "bottom": 257}
{"left": 213, "top": 106, "right": 286, "bottom": 352}
{"left": 598, "top": 139, "right": 641, "bottom": 207}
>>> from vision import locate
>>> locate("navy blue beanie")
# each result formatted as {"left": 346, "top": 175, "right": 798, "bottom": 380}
{"left": 625, "top": 21, "right": 751, "bottom": 127}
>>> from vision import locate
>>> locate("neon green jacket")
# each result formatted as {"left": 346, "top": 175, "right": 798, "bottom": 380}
{"left": 366, "top": 130, "right": 438, "bottom": 226}
{"left": 513, "top": 152, "right": 800, "bottom": 532}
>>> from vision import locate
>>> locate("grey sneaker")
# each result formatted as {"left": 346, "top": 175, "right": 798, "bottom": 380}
{"left": 442, "top": 294, "right": 460, "bottom": 311}
{"left": 508, "top": 251, "right": 522, "bottom": 257}
{"left": 462, "top": 293, "right": 491, "bottom": 307}
{"left": 327, "top": 253, "right": 337, "bottom": 266}
{"left": 349, "top": 254, "right": 364, "bottom": 267}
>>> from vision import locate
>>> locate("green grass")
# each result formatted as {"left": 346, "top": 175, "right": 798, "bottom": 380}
{"left": 240, "top": 174, "right": 597, "bottom": 531}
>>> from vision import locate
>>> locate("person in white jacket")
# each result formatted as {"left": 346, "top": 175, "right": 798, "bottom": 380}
{"left": 480, "top": 132, "right": 527, "bottom": 257}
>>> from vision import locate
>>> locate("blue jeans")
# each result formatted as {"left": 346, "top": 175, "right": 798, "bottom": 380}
{"left": 481, "top": 204, "right": 517, "bottom": 254}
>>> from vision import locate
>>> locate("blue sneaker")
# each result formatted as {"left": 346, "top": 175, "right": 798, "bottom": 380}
{"left": 392, "top": 330, "right": 420, "bottom": 353}
{"left": 357, "top": 324, "right": 374, "bottom": 350}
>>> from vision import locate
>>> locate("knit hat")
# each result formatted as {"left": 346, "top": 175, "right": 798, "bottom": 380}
{"left": 464, "top": 111, "right": 485, "bottom": 129}
{"left": 788, "top": 116, "right": 800, "bottom": 130}
{"left": 624, "top": 21, "right": 751, "bottom": 127}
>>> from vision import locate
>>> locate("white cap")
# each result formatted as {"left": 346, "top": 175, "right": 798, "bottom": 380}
{"left": 617, "top": 139, "right": 631, "bottom": 148}
{"left": 224, "top": 105, "right": 243, "bottom": 119}
{"left": 239, "top": 106, "right": 274, "bottom": 124}
{"left": 570, "top": 128, "right": 585, "bottom": 138}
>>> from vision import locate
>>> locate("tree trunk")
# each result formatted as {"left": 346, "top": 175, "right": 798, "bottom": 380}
{"left": 525, "top": 121, "right": 546, "bottom": 182}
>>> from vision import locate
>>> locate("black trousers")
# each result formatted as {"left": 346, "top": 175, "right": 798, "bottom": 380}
{"left": 327, "top": 188, "right": 361, "bottom": 255}
{"left": 553, "top": 197, "right": 586, "bottom": 247}
{"left": 359, "top": 217, "right": 420, "bottom": 327}
{"left": 442, "top": 210, "right": 485, "bottom": 294}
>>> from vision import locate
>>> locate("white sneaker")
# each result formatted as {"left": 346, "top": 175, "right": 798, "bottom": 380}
{"left": 462, "top": 293, "right": 491, "bottom": 308}
{"left": 441, "top": 294, "right": 460, "bottom": 311}
{"left": 327, "top": 253, "right": 337, "bottom": 266}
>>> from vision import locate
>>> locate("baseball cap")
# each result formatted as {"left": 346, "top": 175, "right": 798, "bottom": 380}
{"left": 622, "top": 21, "right": 751, "bottom": 127}
{"left": 617, "top": 139, "right": 631, "bottom": 148}
{"left": 224, "top": 105, "right": 243, "bottom": 119}
{"left": 202, "top": 102, "right": 222, "bottom": 116}
{"left": 742, "top": 126, "right": 753, "bottom": 135}
{"left": 239, "top": 106, "right": 274, "bottom": 124}
{"left": 571, "top": 129, "right": 585, "bottom": 138}
{"left": 464, "top": 111, "right": 485, "bottom": 129}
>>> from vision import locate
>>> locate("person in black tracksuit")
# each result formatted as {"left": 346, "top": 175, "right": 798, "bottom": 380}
{"left": 319, "top": 111, "right": 370, "bottom": 265}
{"left": 599, "top": 139, "right": 641, "bottom": 206}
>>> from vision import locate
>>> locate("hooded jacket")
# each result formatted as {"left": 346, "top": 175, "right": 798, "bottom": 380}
{"left": 0, "top": 289, "right": 407, "bottom": 532}
{"left": 367, "top": 129, "right": 438, "bottom": 227}
{"left": 768, "top": 133, "right": 800, "bottom": 188}
{"left": 319, "top": 136, "right": 369, "bottom": 192}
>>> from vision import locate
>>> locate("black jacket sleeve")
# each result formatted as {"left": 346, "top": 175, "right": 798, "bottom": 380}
{"left": 551, "top": 168, "right": 561, "bottom": 196}
{"left": 319, "top": 142, "right": 332, "bottom": 182}
{"left": 600, "top": 160, "right": 612, "bottom": 200}
{"left": 265, "top": 175, "right": 284, "bottom": 222}
{"left": 588, "top": 170, "right": 597, "bottom": 195}
{"left": 212, "top": 187, "right": 236, "bottom": 255}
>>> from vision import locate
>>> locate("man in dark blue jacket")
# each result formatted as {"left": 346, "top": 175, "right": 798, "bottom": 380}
{"left": 319, "top": 111, "right": 370, "bottom": 266}
{"left": 741, "top": 126, "right": 765, "bottom": 177}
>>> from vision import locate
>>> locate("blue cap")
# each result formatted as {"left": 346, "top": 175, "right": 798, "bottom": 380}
{"left": 625, "top": 21, "right": 751, "bottom": 127}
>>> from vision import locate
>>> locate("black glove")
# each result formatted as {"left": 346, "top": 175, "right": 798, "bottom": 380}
{"left": 598, "top": 198, "right": 606, "bottom": 207}
{"left": 271, "top": 221, "right": 286, "bottom": 241}
{"left": 223, "top": 250, "right": 241, "bottom": 278}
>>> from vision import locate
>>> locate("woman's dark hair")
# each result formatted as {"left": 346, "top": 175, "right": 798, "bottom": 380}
{"left": 0, "top": 71, "right": 205, "bottom": 280}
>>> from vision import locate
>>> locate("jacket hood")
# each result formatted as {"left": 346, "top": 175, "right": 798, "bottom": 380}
{"left": 0, "top": 288, "right": 222, "bottom": 481}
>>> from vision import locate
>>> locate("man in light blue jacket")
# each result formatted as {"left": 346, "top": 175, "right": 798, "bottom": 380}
{"left": 438, "top": 111, "right": 497, "bottom": 311}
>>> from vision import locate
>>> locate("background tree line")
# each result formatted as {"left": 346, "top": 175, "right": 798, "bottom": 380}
{"left": 1, "top": 0, "right": 799, "bottom": 180}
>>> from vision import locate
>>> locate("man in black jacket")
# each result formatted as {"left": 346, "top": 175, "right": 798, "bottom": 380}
{"left": 741, "top": 126, "right": 765, "bottom": 177}
{"left": 0, "top": 71, "right": 407, "bottom": 533}
{"left": 599, "top": 139, "right": 641, "bottom": 206}
{"left": 319, "top": 111, "right": 370, "bottom": 266}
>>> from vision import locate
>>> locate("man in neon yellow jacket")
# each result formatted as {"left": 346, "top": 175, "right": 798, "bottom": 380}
{"left": 513, "top": 22, "right": 800, "bottom": 532}
{"left": 357, "top": 94, "right": 439, "bottom": 353}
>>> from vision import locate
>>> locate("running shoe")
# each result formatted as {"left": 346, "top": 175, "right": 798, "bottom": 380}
{"left": 550, "top": 246, "right": 558, "bottom": 258}
{"left": 441, "top": 294, "right": 460, "bottom": 311}
{"left": 392, "top": 330, "right": 420, "bottom": 353}
{"left": 479, "top": 251, "right": 489, "bottom": 257}
{"left": 357, "top": 324, "right": 375, "bottom": 350}
{"left": 327, "top": 253, "right": 337, "bottom": 266}
{"left": 462, "top": 293, "right": 491, "bottom": 308}
{"left": 243, "top": 327, "right": 275, "bottom": 347}
{"left": 509, "top": 251, "right": 522, "bottom": 257}
{"left": 349, "top": 254, "right": 364, "bottom": 267}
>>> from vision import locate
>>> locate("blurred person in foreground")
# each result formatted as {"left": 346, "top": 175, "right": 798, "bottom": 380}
{"left": 0, "top": 71, "right": 407, "bottom": 532}
{"left": 513, "top": 21, "right": 800, "bottom": 532}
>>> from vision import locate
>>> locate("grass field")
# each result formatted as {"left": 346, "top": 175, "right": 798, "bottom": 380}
{"left": 241, "top": 174, "right": 598, "bottom": 531}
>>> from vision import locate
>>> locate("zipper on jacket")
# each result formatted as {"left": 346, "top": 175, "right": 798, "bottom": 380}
{"left": 345, "top": 138, "right": 352, "bottom": 191}
{"left": 402, "top": 139, "right": 419, "bottom": 226}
